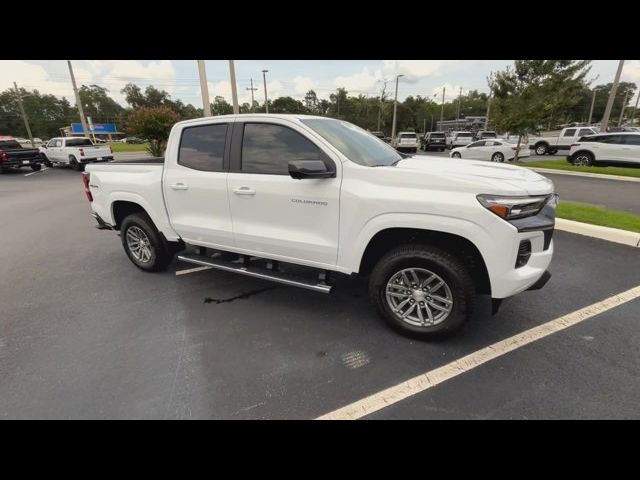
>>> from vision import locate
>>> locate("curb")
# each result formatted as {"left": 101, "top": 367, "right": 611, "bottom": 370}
{"left": 528, "top": 167, "right": 640, "bottom": 183}
{"left": 556, "top": 218, "right": 640, "bottom": 247}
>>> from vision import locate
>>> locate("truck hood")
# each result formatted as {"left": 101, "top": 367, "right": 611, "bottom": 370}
{"left": 395, "top": 156, "right": 554, "bottom": 195}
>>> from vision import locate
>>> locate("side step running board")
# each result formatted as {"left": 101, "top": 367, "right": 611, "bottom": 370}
{"left": 177, "top": 254, "right": 333, "bottom": 294}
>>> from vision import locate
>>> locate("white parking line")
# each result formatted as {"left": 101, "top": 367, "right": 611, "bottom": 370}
{"left": 317, "top": 285, "right": 640, "bottom": 420}
{"left": 24, "top": 167, "right": 49, "bottom": 177}
{"left": 175, "top": 266, "right": 212, "bottom": 276}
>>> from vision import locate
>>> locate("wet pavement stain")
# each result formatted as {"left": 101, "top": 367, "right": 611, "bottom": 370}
{"left": 204, "top": 286, "right": 281, "bottom": 304}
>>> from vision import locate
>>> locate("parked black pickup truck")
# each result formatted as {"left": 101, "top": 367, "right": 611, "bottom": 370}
{"left": 0, "top": 139, "right": 45, "bottom": 174}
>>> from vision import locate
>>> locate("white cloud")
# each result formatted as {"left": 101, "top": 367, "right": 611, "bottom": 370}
{"left": 333, "top": 67, "right": 384, "bottom": 94}
{"left": 431, "top": 83, "right": 470, "bottom": 103}
{"left": 292, "top": 76, "right": 316, "bottom": 96}
{"left": 382, "top": 60, "right": 446, "bottom": 83}
{"left": 0, "top": 61, "right": 75, "bottom": 100}
{"left": 0, "top": 60, "right": 177, "bottom": 106}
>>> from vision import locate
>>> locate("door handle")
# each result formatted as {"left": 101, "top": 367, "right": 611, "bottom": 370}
{"left": 233, "top": 187, "right": 256, "bottom": 196}
{"left": 170, "top": 183, "right": 189, "bottom": 190}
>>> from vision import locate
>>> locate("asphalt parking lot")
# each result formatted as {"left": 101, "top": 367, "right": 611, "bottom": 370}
{"left": 1, "top": 165, "right": 639, "bottom": 419}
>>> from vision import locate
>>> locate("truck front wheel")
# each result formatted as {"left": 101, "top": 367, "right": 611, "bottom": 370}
{"left": 534, "top": 143, "right": 548, "bottom": 155}
{"left": 121, "top": 213, "right": 173, "bottom": 272}
{"left": 369, "top": 245, "right": 475, "bottom": 340}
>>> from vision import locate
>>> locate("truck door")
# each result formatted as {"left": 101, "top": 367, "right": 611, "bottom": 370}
{"left": 558, "top": 128, "right": 577, "bottom": 150}
{"left": 162, "top": 121, "right": 234, "bottom": 247}
{"left": 226, "top": 119, "right": 341, "bottom": 267}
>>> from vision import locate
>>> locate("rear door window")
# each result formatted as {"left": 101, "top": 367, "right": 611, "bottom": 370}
{"left": 65, "top": 138, "right": 94, "bottom": 147}
{"left": 178, "top": 123, "right": 227, "bottom": 172}
{"left": 563, "top": 129, "right": 577, "bottom": 137}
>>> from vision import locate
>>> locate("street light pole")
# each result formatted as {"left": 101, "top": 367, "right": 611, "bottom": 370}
{"left": 67, "top": 60, "right": 90, "bottom": 138}
{"left": 197, "top": 60, "right": 212, "bottom": 117}
{"left": 600, "top": 60, "right": 625, "bottom": 133}
{"left": 262, "top": 70, "right": 269, "bottom": 113}
{"left": 228, "top": 60, "right": 239, "bottom": 115}
{"left": 13, "top": 82, "right": 35, "bottom": 147}
{"left": 391, "top": 74, "right": 404, "bottom": 141}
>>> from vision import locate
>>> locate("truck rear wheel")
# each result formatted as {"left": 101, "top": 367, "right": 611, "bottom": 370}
{"left": 121, "top": 213, "right": 173, "bottom": 272}
{"left": 31, "top": 164, "right": 42, "bottom": 171}
{"left": 368, "top": 244, "right": 475, "bottom": 340}
{"left": 70, "top": 156, "right": 84, "bottom": 172}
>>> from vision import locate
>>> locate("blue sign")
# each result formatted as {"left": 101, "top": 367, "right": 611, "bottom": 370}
{"left": 71, "top": 123, "right": 117, "bottom": 134}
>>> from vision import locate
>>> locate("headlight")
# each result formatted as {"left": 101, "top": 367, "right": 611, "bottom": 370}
{"left": 477, "top": 194, "right": 557, "bottom": 220}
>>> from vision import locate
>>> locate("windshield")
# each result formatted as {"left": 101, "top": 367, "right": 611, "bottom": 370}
{"left": 301, "top": 118, "right": 402, "bottom": 167}
{"left": 457, "top": 132, "right": 473, "bottom": 138}
{"left": 430, "top": 133, "right": 445, "bottom": 138}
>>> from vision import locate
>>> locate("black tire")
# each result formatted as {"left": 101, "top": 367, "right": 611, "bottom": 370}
{"left": 491, "top": 152, "right": 505, "bottom": 162}
{"left": 369, "top": 244, "right": 475, "bottom": 340}
{"left": 534, "top": 143, "right": 548, "bottom": 155}
{"left": 41, "top": 154, "right": 53, "bottom": 167}
{"left": 120, "top": 213, "right": 173, "bottom": 272}
{"left": 452, "top": 152, "right": 461, "bottom": 158}
{"left": 70, "top": 156, "right": 84, "bottom": 172}
{"left": 571, "top": 151, "right": 594, "bottom": 166}
{"left": 31, "top": 163, "right": 42, "bottom": 171}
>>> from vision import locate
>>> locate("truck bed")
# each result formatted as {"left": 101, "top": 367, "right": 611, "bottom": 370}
{"left": 84, "top": 161, "right": 177, "bottom": 240}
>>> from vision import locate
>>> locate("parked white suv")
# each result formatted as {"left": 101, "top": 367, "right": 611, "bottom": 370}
{"left": 568, "top": 132, "right": 640, "bottom": 166}
{"left": 84, "top": 114, "right": 556, "bottom": 339}
{"left": 447, "top": 131, "right": 474, "bottom": 149}
{"left": 392, "top": 132, "right": 419, "bottom": 153}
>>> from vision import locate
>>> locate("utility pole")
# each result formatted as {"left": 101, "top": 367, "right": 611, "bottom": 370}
{"left": 246, "top": 78, "right": 258, "bottom": 112}
{"left": 13, "top": 82, "right": 35, "bottom": 147}
{"left": 262, "top": 70, "right": 269, "bottom": 113}
{"left": 600, "top": 60, "right": 625, "bottom": 133}
{"left": 423, "top": 118, "right": 426, "bottom": 135}
{"left": 440, "top": 87, "right": 445, "bottom": 129}
{"left": 67, "top": 60, "right": 90, "bottom": 138}
{"left": 618, "top": 90, "right": 630, "bottom": 126}
{"left": 631, "top": 91, "right": 640, "bottom": 126}
{"left": 228, "top": 60, "right": 239, "bottom": 115}
{"left": 391, "top": 74, "right": 404, "bottom": 141}
{"left": 588, "top": 89, "right": 598, "bottom": 125}
{"left": 197, "top": 60, "right": 212, "bottom": 117}
{"left": 456, "top": 86, "right": 462, "bottom": 120}
{"left": 430, "top": 114, "right": 434, "bottom": 131}
{"left": 485, "top": 93, "right": 492, "bottom": 130}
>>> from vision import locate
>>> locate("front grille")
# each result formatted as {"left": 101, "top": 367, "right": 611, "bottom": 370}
{"left": 543, "top": 229, "right": 554, "bottom": 250}
{"left": 516, "top": 240, "right": 532, "bottom": 268}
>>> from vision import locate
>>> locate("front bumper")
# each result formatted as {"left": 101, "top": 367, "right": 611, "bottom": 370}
{"left": 489, "top": 202, "right": 556, "bottom": 299}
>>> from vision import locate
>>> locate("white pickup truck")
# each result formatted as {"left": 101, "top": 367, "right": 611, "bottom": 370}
{"left": 40, "top": 137, "right": 114, "bottom": 171}
{"left": 529, "top": 126, "right": 599, "bottom": 156}
{"left": 84, "top": 114, "right": 557, "bottom": 339}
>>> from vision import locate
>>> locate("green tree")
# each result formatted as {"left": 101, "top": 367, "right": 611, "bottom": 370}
{"left": 126, "top": 106, "right": 181, "bottom": 157}
{"left": 492, "top": 60, "right": 591, "bottom": 160}
{"left": 78, "top": 84, "right": 125, "bottom": 126}
{"left": 270, "top": 96, "right": 308, "bottom": 114}
{"left": 0, "top": 87, "right": 76, "bottom": 139}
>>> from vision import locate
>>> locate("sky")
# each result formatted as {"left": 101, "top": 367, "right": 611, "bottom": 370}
{"left": 1, "top": 60, "right": 639, "bottom": 108}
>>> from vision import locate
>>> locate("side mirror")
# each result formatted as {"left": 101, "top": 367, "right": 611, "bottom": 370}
{"left": 288, "top": 160, "right": 335, "bottom": 180}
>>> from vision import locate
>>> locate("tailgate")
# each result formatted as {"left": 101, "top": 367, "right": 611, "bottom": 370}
{"left": 9, "top": 149, "right": 40, "bottom": 160}
{"left": 83, "top": 146, "right": 111, "bottom": 158}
